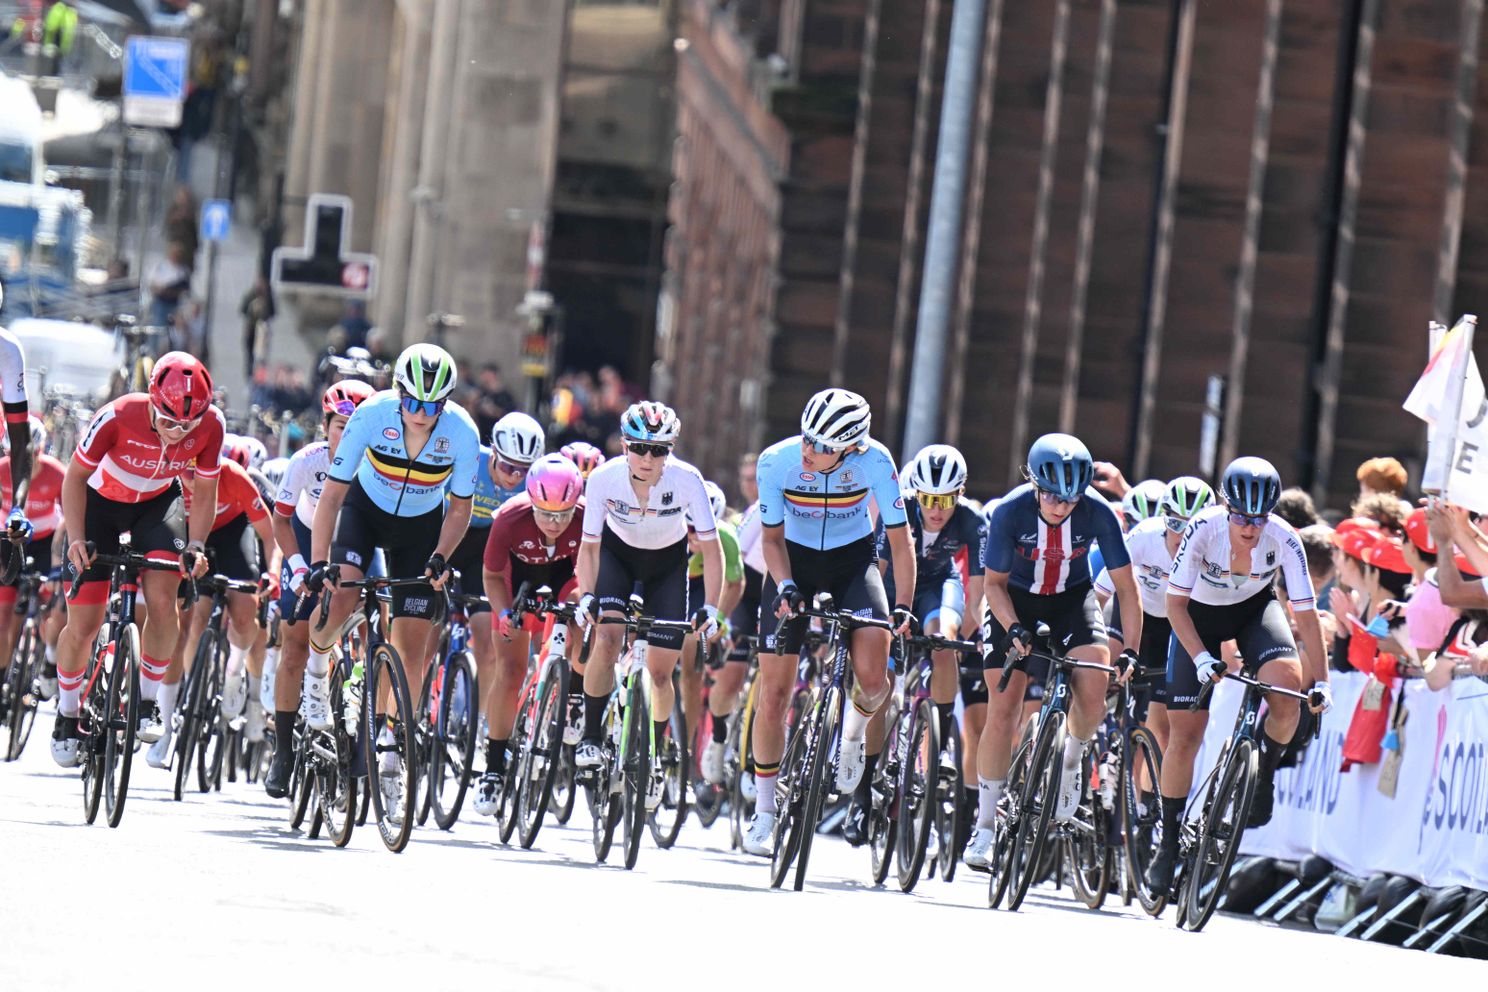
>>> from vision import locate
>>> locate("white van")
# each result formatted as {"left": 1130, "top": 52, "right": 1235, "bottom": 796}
{"left": 7, "top": 317, "right": 119, "bottom": 402}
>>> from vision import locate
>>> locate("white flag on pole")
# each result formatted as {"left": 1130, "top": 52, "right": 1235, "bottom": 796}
{"left": 1403, "top": 315, "right": 1488, "bottom": 510}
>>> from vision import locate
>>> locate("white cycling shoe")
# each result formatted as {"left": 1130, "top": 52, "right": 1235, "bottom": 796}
{"left": 574, "top": 741, "right": 604, "bottom": 769}
{"left": 220, "top": 671, "right": 247, "bottom": 719}
{"left": 243, "top": 700, "right": 267, "bottom": 743}
{"left": 301, "top": 673, "right": 332, "bottom": 732}
{"left": 701, "top": 741, "right": 726, "bottom": 786}
{"left": 963, "top": 826, "right": 995, "bottom": 869}
{"left": 137, "top": 702, "right": 165, "bottom": 744}
{"left": 835, "top": 738, "right": 867, "bottom": 794}
{"left": 146, "top": 731, "right": 173, "bottom": 769}
{"left": 742, "top": 811, "right": 775, "bottom": 857}
{"left": 51, "top": 716, "right": 81, "bottom": 768}
{"left": 1054, "top": 748, "right": 1084, "bottom": 823}
{"left": 472, "top": 772, "right": 502, "bottom": 817}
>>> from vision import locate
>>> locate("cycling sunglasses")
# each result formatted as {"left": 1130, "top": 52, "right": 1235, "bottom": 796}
{"left": 398, "top": 392, "right": 445, "bottom": 417}
{"left": 626, "top": 442, "right": 672, "bottom": 458}
{"left": 916, "top": 492, "right": 957, "bottom": 511}
{"left": 1163, "top": 515, "right": 1190, "bottom": 533}
{"left": 535, "top": 507, "right": 575, "bottom": 526}
{"left": 1036, "top": 488, "right": 1081, "bottom": 507}
{"left": 493, "top": 457, "right": 531, "bottom": 477}
{"left": 801, "top": 434, "right": 841, "bottom": 456}
{"left": 155, "top": 412, "right": 202, "bottom": 432}
{"left": 329, "top": 399, "right": 358, "bottom": 417}
{"left": 1229, "top": 510, "right": 1269, "bottom": 528}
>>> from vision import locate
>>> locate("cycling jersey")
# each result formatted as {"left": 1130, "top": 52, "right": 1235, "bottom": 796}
{"left": 877, "top": 497, "right": 985, "bottom": 601}
{"left": 737, "top": 501, "right": 766, "bottom": 573}
{"left": 328, "top": 391, "right": 480, "bottom": 516}
{"left": 580, "top": 454, "right": 716, "bottom": 550}
{"left": 0, "top": 327, "right": 28, "bottom": 410}
{"left": 0, "top": 452, "right": 64, "bottom": 536}
{"left": 483, "top": 492, "right": 585, "bottom": 571}
{"left": 1167, "top": 506, "right": 1314, "bottom": 611}
{"left": 183, "top": 460, "right": 268, "bottom": 532}
{"left": 756, "top": 435, "right": 906, "bottom": 550}
{"left": 983, "top": 483, "right": 1127, "bottom": 594}
{"left": 275, "top": 441, "right": 331, "bottom": 528}
{"left": 466, "top": 445, "right": 524, "bottom": 527}
{"left": 74, "top": 394, "right": 225, "bottom": 503}
{"left": 688, "top": 518, "right": 742, "bottom": 581}
{"left": 1093, "top": 516, "right": 1173, "bottom": 617}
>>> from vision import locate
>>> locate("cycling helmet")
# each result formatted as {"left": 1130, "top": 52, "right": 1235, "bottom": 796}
{"left": 1026, "top": 433, "right": 1093, "bottom": 500}
{"left": 345, "top": 346, "right": 373, "bottom": 363}
{"left": 1222, "top": 456, "right": 1282, "bottom": 516}
{"left": 800, "top": 388, "right": 870, "bottom": 451}
{"left": 560, "top": 441, "right": 605, "bottom": 478}
{"left": 27, "top": 415, "right": 46, "bottom": 455}
{"left": 1161, "top": 475, "right": 1216, "bottom": 520}
{"left": 492, "top": 411, "right": 545, "bottom": 465}
{"left": 222, "top": 439, "right": 251, "bottom": 470}
{"left": 239, "top": 436, "right": 268, "bottom": 471}
{"left": 1121, "top": 478, "right": 1167, "bottom": 525}
{"left": 620, "top": 401, "right": 680, "bottom": 444}
{"left": 704, "top": 480, "right": 728, "bottom": 522}
{"left": 149, "top": 352, "right": 214, "bottom": 421}
{"left": 907, "top": 444, "right": 967, "bottom": 496}
{"left": 262, "top": 457, "right": 290, "bottom": 490}
{"left": 323, "top": 378, "right": 376, "bottom": 417}
{"left": 525, "top": 454, "right": 584, "bottom": 512}
{"left": 393, "top": 343, "right": 457, "bottom": 402}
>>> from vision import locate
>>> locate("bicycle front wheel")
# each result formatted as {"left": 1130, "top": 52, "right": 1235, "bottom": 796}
{"left": 365, "top": 643, "right": 416, "bottom": 853}
{"left": 103, "top": 624, "right": 141, "bottom": 829}
{"left": 1181, "top": 738, "right": 1257, "bottom": 932}
{"left": 80, "top": 641, "right": 106, "bottom": 824}
{"left": 194, "top": 636, "right": 228, "bottom": 794}
{"left": 1006, "top": 709, "right": 1066, "bottom": 910}
{"left": 620, "top": 674, "right": 650, "bottom": 870}
{"left": 516, "top": 659, "right": 565, "bottom": 849}
{"left": 648, "top": 690, "right": 689, "bottom": 849}
{"left": 790, "top": 684, "right": 840, "bottom": 892}
{"left": 3, "top": 622, "right": 40, "bottom": 760}
{"left": 1121, "top": 725, "right": 1165, "bottom": 915}
{"left": 431, "top": 652, "right": 479, "bottom": 831}
{"left": 896, "top": 698, "right": 939, "bottom": 892}
{"left": 316, "top": 674, "right": 357, "bottom": 848}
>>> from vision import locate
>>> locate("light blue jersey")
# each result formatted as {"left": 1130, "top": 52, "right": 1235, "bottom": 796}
{"left": 467, "top": 444, "right": 524, "bottom": 528}
{"left": 329, "top": 391, "right": 480, "bottom": 516}
{"left": 756, "top": 435, "right": 907, "bottom": 551}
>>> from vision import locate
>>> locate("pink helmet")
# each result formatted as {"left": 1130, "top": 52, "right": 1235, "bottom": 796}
{"left": 560, "top": 441, "right": 605, "bottom": 479}
{"left": 525, "top": 454, "right": 584, "bottom": 512}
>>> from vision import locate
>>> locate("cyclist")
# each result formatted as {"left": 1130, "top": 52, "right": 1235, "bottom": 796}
{"left": 572, "top": 401, "right": 723, "bottom": 811}
{"left": 262, "top": 379, "right": 376, "bottom": 797}
{"left": 1145, "top": 456, "right": 1330, "bottom": 893}
{"left": 560, "top": 440, "right": 605, "bottom": 479}
{"left": 0, "top": 417, "right": 63, "bottom": 707}
{"left": 147, "top": 457, "right": 276, "bottom": 767}
{"left": 0, "top": 321, "right": 35, "bottom": 561}
{"left": 963, "top": 433, "right": 1142, "bottom": 868}
{"left": 844, "top": 444, "right": 985, "bottom": 844}
{"left": 474, "top": 453, "right": 586, "bottom": 814}
{"left": 51, "top": 353, "right": 222, "bottom": 767}
{"left": 303, "top": 344, "right": 480, "bottom": 817}
{"left": 684, "top": 480, "right": 744, "bottom": 784}
{"left": 743, "top": 388, "right": 915, "bottom": 856}
{"left": 712, "top": 478, "right": 769, "bottom": 793}
{"left": 1120, "top": 478, "right": 1167, "bottom": 531}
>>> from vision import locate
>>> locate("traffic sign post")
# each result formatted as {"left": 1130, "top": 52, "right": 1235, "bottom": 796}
{"left": 200, "top": 199, "right": 231, "bottom": 243}
{"left": 270, "top": 194, "right": 379, "bottom": 298}
{"left": 123, "top": 36, "right": 189, "bottom": 129}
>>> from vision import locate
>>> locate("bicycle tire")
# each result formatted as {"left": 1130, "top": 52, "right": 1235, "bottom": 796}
{"left": 103, "top": 624, "right": 140, "bottom": 829}
{"left": 1120, "top": 724, "right": 1166, "bottom": 915}
{"left": 1066, "top": 747, "right": 1112, "bottom": 910}
{"left": 648, "top": 690, "right": 689, "bottom": 849}
{"left": 192, "top": 631, "right": 227, "bottom": 794}
{"left": 620, "top": 673, "right": 650, "bottom": 870}
{"left": 591, "top": 698, "right": 621, "bottom": 863}
{"left": 289, "top": 725, "right": 314, "bottom": 830}
{"left": 792, "top": 683, "right": 841, "bottom": 892}
{"left": 3, "top": 621, "right": 40, "bottom": 760}
{"left": 80, "top": 641, "right": 106, "bottom": 825}
{"left": 172, "top": 660, "right": 202, "bottom": 802}
{"left": 988, "top": 735, "right": 1034, "bottom": 907}
{"left": 415, "top": 663, "right": 437, "bottom": 827}
{"left": 691, "top": 707, "right": 722, "bottom": 830}
{"left": 365, "top": 642, "right": 416, "bottom": 853}
{"left": 768, "top": 710, "right": 810, "bottom": 888}
{"left": 516, "top": 658, "right": 565, "bottom": 849}
{"left": 727, "top": 674, "right": 760, "bottom": 851}
{"left": 1007, "top": 709, "right": 1066, "bottom": 910}
{"left": 431, "top": 651, "right": 479, "bottom": 830}
{"left": 552, "top": 744, "right": 577, "bottom": 825}
{"left": 498, "top": 678, "right": 534, "bottom": 844}
{"left": 317, "top": 673, "right": 357, "bottom": 848}
{"left": 867, "top": 705, "right": 902, "bottom": 887}
{"left": 936, "top": 725, "right": 964, "bottom": 882}
{"left": 1181, "top": 738, "right": 1257, "bottom": 932}
{"left": 896, "top": 698, "right": 939, "bottom": 892}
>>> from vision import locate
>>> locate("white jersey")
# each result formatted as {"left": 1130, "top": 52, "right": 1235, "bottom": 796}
{"left": 274, "top": 441, "right": 332, "bottom": 528}
{"left": 1094, "top": 516, "right": 1174, "bottom": 618}
{"left": 1167, "top": 507, "right": 1314, "bottom": 611}
{"left": 737, "top": 501, "right": 767, "bottom": 574}
{"left": 581, "top": 454, "right": 717, "bottom": 550}
{"left": 0, "top": 327, "right": 27, "bottom": 405}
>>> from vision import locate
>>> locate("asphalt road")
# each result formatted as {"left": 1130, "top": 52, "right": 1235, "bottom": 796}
{"left": 1, "top": 711, "right": 1477, "bottom": 992}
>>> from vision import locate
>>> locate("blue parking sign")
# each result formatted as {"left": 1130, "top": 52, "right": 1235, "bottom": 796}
{"left": 200, "top": 199, "right": 231, "bottom": 243}
{"left": 123, "top": 36, "right": 189, "bottom": 128}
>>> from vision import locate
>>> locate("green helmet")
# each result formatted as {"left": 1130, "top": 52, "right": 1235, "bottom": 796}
{"left": 393, "top": 343, "right": 457, "bottom": 403}
{"left": 1121, "top": 479, "right": 1166, "bottom": 526}
{"left": 1161, "top": 475, "right": 1216, "bottom": 521}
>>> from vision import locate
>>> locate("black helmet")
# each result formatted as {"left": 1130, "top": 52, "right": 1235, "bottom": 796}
{"left": 1221, "top": 456, "right": 1281, "bottom": 516}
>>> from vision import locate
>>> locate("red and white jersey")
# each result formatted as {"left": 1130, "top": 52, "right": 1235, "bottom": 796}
{"left": 73, "top": 394, "right": 224, "bottom": 504}
{"left": 0, "top": 453, "right": 65, "bottom": 536}
{"left": 274, "top": 441, "right": 331, "bottom": 528}
{"left": 183, "top": 459, "right": 268, "bottom": 531}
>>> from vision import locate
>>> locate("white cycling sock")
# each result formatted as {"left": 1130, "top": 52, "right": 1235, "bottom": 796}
{"left": 977, "top": 777, "right": 1004, "bottom": 828}
{"left": 306, "top": 646, "right": 330, "bottom": 679}
{"left": 1063, "top": 732, "right": 1085, "bottom": 769}
{"left": 157, "top": 680, "right": 181, "bottom": 725}
{"left": 44, "top": 643, "right": 55, "bottom": 665}
{"left": 842, "top": 697, "right": 874, "bottom": 742}
{"left": 755, "top": 771, "right": 778, "bottom": 814}
{"left": 246, "top": 674, "right": 261, "bottom": 705}
{"left": 227, "top": 642, "right": 248, "bottom": 677}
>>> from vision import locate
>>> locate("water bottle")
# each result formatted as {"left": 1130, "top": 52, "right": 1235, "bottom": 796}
{"left": 1098, "top": 752, "right": 1118, "bottom": 810}
{"left": 342, "top": 660, "right": 364, "bottom": 730}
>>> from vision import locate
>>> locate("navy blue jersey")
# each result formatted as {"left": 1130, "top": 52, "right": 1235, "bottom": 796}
{"left": 983, "top": 483, "right": 1129, "bottom": 594}
{"left": 878, "top": 497, "right": 986, "bottom": 602}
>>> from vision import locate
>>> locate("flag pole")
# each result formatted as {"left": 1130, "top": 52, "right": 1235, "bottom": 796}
{"left": 1428, "top": 313, "right": 1476, "bottom": 497}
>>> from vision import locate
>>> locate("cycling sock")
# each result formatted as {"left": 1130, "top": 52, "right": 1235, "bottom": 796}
{"left": 1259, "top": 731, "right": 1286, "bottom": 777}
{"left": 139, "top": 653, "right": 168, "bottom": 701}
{"left": 935, "top": 701, "right": 954, "bottom": 743}
{"left": 654, "top": 720, "right": 670, "bottom": 751}
{"left": 486, "top": 738, "right": 507, "bottom": 775}
{"left": 977, "top": 777, "right": 1004, "bottom": 828}
{"left": 306, "top": 645, "right": 331, "bottom": 679}
{"left": 754, "top": 761, "right": 780, "bottom": 814}
{"left": 842, "top": 698, "right": 874, "bottom": 742}
{"left": 854, "top": 752, "right": 878, "bottom": 805}
{"left": 1062, "top": 732, "right": 1085, "bottom": 769}
{"left": 157, "top": 679, "right": 181, "bottom": 725}
{"left": 44, "top": 643, "right": 55, "bottom": 665}
{"left": 57, "top": 664, "right": 86, "bottom": 718}
{"left": 1159, "top": 795, "right": 1185, "bottom": 852}
{"left": 247, "top": 673, "right": 261, "bottom": 704}
{"left": 274, "top": 710, "right": 296, "bottom": 747}
{"left": 227, "top": 642, "right": 248, "bottom": 677}
{"left": 583, "top": 691, "right": 607, "bottom": 742}
{"left": 710, "top": 713, "right": 729, "bottom": 744}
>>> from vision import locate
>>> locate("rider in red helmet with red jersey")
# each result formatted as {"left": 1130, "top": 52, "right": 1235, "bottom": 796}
{"left": 49, "top": 352, "right": 226, "bottom": 768}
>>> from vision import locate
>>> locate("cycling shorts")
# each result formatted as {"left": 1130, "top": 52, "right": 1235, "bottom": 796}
{"left": 449, "top": 524, "right": 492, "bottom": 614}
{"left": 760, "top": 537, "right": 890, "bottom": 657}
{"left": 206, "top": 513, "right": 262, "bottom": 583}
{"left": 595, "top": 527, "right": 689, "bottom": 651}
{"left": 278, "top": 513, "right": 317, "bottom": 625}
{"left": 1166, "top": 588, "right": 1296, "bottom": 710}
{"left": 914, "top": 573, "right": 964, "bottom": 631}
{"left": 727, "top": 566, "right": 764, "bottom": 662}
{"left": 331, "top": 478, "right": 443, "bottom": 621}
{"left": 70, "top": 482, "right": 185, "bottom": 605}
{"left": 982, "top": 583, "right": 1105, "bottom": 673}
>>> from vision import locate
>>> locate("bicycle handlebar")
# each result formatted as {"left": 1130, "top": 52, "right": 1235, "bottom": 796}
{"left": 311, "top": 572, "right": 433, "bottom": 631}
{"left": 65, "top": 541, "right": 196, "bottom": 604}
{"left": 1191, "top": 667, "right": 1327, "bottom": 734}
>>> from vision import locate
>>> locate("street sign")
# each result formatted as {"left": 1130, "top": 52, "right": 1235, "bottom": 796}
{"left": 270, "top": 193, "right": 379, "bottom": 298}
{"left": 200, "top": 199, "right": 231, "bottom": 243}
{"left": 123, "top": 36, "right": 189, "bottom": 129}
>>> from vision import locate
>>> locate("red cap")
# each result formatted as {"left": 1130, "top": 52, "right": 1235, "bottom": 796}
{"left": 1405, "top": 508, "right": 1435, "bottom": 554}
{"left": 1330, "top": 516, "right": 1382, "bottom": 548}
{"left": 1337, "top": 526, "right": 1381, "bottom": 562}
{"left": 1364, "top": 537, "right": 1410, "bottom": 575}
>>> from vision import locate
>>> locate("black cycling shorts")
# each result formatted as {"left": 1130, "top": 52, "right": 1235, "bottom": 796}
{"left": 72, "top": 483, "right": 186, "bottom": 600}
{"left": 595, "top": 528, "right": 690, "bottom": 651}
{"left": 760, "top": 537, "right": 890, "bottom": 656}
{"left": 207, "top": 514, "right": 262, "bottom": 583}
{"left": 331, "top": 479, "right": 443, "bottom": 621}
{"left": 1166, "top": 589, "right": 1297, "bottom": 710}
{"left": 982, "top": 583, "right": 1106, "bottom": 673}
{"left": 448, "top": 524, "right": 491, "bottom": 614}
{"left": 727, "top": 566, "right": 764, "bottom": 662}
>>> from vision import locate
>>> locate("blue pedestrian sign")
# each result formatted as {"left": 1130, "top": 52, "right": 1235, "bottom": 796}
{"left": 123, "top": 36, "right": 190, "bottom": 128}
{"left": 200, "top": 199, "right": 231, "bottom": 243}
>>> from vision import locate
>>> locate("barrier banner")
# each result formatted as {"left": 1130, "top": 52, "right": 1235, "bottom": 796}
{"left": 1190, "top": 671, "right": 1488, "bottom": 889}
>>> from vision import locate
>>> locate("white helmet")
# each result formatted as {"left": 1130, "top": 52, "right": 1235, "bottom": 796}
{"left": 491, "top": 412, "right": 545, "bottom": 465}
{"left": 620, "top": 401, "right": 681, "bottom": 445}
{"left": 800, "top": 388, "right": 870, "bottom": 451}
{"left": 393, "top": 342, "right": 458, "bottom": 403}
{"left": 907, "top": 444, "right": 967, "bottom": 496}
{"left": 704, "top": 480, "right": 727, "bottom": 522}
{"left": 261, "top": 456, "right": 290, "bottom": 490}
{"left": 240, "top": 436, "right": 268, "bottom": 471}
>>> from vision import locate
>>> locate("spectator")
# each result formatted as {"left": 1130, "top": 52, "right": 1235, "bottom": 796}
{"left": 163, "top": 185, "right": 199, "bottom": 267}
{"left": 471, "top": 364, "right": 517, "bottom": 440}
{"left": 332, "top": 300, "right": 372, "bottom": 351}
{"left": 1298, "top": 524, "right": 1336, "bottom": 595}
{"left": 1356, "top": 456, "right": 1408, "bottom": 500}
{"left": 366, "top": 326, "right": 394, "bottom": 367}
{"left": 1401, "top": 507, "right": 1456, "bottom": 664}
{"left": 1351, "top": 492, "right": 1409, "bottom": 536}
{"left": 147, "top": 241, "right": 193, "bottom": 328}
{"left": 239, "top": 276, "right": 275, "bottom": 379}
{"left": 1273, "top": 487, "right": 1320, "bottom": 529}
{"left": 739, "top": 452, "right": 759, "bottom": 506}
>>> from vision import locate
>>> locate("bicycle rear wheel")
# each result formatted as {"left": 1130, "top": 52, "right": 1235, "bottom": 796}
{"left": 3, "top": 622, "right": 40, "bottom": 760}
{"left": 727, "top": 677, "right": 760, "bottom": 851}
{"left": 430, "top": 652, "right": 479, "bottom": 831}
{"left": 365, "top": 643, "right": 416, "bottom": 853}
{"left": 896, "top": 698, "right": 939, "bottom": 893}
{"left": 1006, "top": 709, "right": 1066, "bottom": 911}
{"left": 1120, "top": 725, "right": 1166, "bottom": 915}
{"left": 620, "top": 674, "right": 650, "bottom": 870}
{"left": 552, "top": 743, "right": 577, "bottom": 825}
{"left": 648, "top": 690, "right": 689, "bottom": 849}
{"left": 103, "top": 624, "right": 140, "bottom": 829}
{"left": 80, "top": 644, "right": 106, "bottom": 824}
{"left": 1181, "top": 739, "right": 1257, "bottom": 932}
{"left": 289, "top": 724, "right": 314, "bottom": 830}
{"left": 592, "top": 696, "right": 622, "bottom": 862}
{"left": 935, "top": 724, "right": 964, "bottom": 882}
{"left": 172, "top": 658, "right": 204, "bottom": 802}
{"left": 1066, "top": 748, "right": 1112, "bottom": 910}
{"left": 517, "top": 659, "right": 565, "bottom": 849}
{"left": 194, "top": 636, "right": 228, "bottom": 794}
{"left": 867, "top": 705, "right": 902, "bottom": 887}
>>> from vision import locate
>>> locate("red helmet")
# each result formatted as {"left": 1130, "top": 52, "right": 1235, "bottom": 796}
{"left": 149, "top": 352, "right": 214, "bottom": 421}
{"left": 560, "top": 441, "right": 605, "bottom": 479}
{"left": 222, "top": 438, "right": 250, "bottom": 470}
{"left": 323, "top": 379, "right": 377, "bottom": 416}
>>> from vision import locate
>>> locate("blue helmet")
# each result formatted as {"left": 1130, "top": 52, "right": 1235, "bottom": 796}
{"left": 1027, "top": 433, "right": 1093, "bottom": 501}
{"left": 1221, "top": 456, "right": 1281, "bottom": 516}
